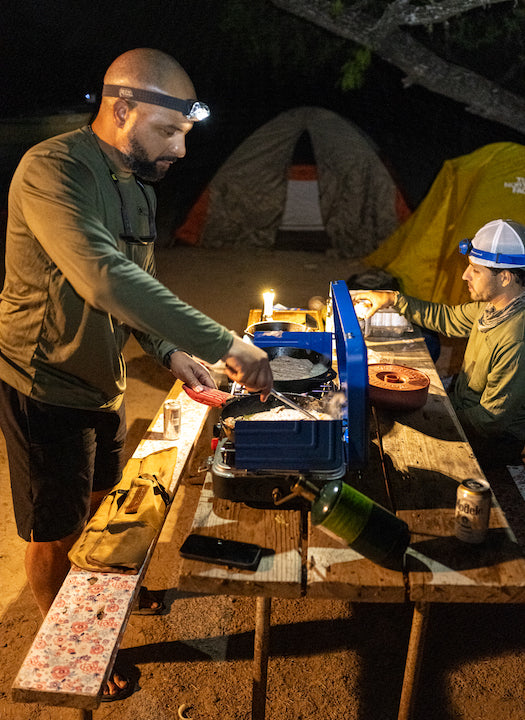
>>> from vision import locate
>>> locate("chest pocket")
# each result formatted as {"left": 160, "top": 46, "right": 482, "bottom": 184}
{"left": 118, "top": 237, "right": 156, "bottom": 273}
{"left": 112, "top": 172, "right": 156, "bottom": 264}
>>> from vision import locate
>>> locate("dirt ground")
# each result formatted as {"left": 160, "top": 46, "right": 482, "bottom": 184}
{"left": 1, "top": 245, "right": 525, "bottom": 720}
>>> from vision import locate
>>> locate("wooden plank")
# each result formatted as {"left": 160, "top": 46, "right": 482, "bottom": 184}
{"left": 130, "top": 381, "right": 212, "bottom": 497}
{"left": 369, "top": 336, "right": 525, "bottom": 603}
{"left": 12, "top": 381, "right": 211, "bottom": 709}
{"left": 306, "top": 523, "right": 407, "bottom": 601}
{"left": 178, "top": 474, "right": 303, "bottom": 598}
{"left": 306, "top": 434, "right": 408, "bottom": 602}
{"left": 12, "top": 569, "right": 139, "bottom": 709}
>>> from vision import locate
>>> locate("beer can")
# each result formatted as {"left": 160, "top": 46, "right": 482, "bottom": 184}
{"left": 454, "top": 478, "right": 491, "bottom": 544}
{"left": 163, "top": 399, "right": 181, "bottom": 440}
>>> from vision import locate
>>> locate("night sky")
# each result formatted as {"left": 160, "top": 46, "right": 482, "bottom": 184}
{"left": 2, "top": 1, "right": 524, "bottom": 224}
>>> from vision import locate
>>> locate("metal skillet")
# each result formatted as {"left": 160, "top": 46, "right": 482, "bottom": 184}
{"left": 262, "top": 346, "right": 336, "bottom": 393}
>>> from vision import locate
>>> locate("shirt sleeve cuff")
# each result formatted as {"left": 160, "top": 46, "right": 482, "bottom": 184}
{"left": 163, "top": 348, "right": 178, "bottom": 368}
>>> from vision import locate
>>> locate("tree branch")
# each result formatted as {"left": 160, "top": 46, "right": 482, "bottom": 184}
{"left": 271, "top": 0, "right": 525, "bottom": 135}
{"left": 376, "top": 0, "right": 512, "bottom": 30}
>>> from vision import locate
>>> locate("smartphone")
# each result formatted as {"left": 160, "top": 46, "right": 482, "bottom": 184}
{"left": 179, "top": 533, "right": 263, "bottom": 570}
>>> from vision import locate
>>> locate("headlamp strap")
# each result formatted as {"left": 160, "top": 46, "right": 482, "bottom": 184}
{"left": 459, "top": 238, "right": 525, "bottom": 266}
{"left": 102, "top": 84, "right": 205, "bottom": 119}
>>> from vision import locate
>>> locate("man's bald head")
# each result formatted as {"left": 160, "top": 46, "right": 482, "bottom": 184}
{"left": 91, "top": 48, "right": 200, "bottom": 181}
{"left": 103, "top": 48, "right": 195, "bottom": 99}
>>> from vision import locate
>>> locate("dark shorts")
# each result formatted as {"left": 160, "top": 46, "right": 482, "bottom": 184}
{"left": 0, "top": 380, "right": 126, "bottom": 542}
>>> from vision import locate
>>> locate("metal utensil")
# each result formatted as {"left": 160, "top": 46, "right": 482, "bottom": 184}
{"left": 269, "top": 388, "right": 318, "bottom": 420}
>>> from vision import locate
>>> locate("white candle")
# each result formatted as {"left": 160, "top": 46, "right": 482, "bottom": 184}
{"left": 262, "top": 289, "right": 275, "bottom": 320}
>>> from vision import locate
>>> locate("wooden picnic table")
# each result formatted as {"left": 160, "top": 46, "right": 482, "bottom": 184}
{"left": 177, "top": 315, "right": 525, "bottom": 720}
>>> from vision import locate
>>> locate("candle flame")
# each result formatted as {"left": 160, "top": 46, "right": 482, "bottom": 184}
{"left": 262, "top": 289, "right": 275, "bottom": 320}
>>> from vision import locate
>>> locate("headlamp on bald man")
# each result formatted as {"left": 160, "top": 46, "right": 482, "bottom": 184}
{"left": 102, "top": 84, "right": 210, "bottom": 121}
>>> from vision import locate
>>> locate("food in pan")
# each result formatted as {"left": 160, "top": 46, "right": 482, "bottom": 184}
{"left": 222, "top": 404, "right": 332, "bottom": 429}
{"left": 269, "top": 355, "right": 327, "bottom": 380}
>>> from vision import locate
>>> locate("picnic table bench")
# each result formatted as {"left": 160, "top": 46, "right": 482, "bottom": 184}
{"left": 11, "top": 380, "right": 214, "bottom": 718}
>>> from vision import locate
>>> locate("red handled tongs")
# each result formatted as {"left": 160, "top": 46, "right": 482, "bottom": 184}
{"left": 182, "top": 384, "right": 233, "bottom": 407}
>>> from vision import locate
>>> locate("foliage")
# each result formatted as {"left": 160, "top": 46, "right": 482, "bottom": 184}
{"left": 424, "top": 4, "right": 525, "bottom": 90}
{"left": 340, "top": 48, "right": 372, "bottom": 90}
{"left": 218, "top": 0, "right": 357, "bottom": 84}
{"left": 330, "top": 0, "right": 525, "bottom": 94}
{"left": 217, "top": 0, "right": 525, "bottom": 98}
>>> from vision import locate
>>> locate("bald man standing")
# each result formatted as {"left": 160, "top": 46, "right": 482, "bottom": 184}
{"left": 0, "top": 48, "right": 272, "bottom": 700}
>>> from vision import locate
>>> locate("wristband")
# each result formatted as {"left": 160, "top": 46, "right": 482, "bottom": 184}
{"left": 163, "top": 348, "right": 177, "bottom": 368}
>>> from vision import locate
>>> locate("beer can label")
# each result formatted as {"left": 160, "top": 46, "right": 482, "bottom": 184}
{"left": 163, "top": 399, "right": 182, "bottom": 440}
{"left": 454, "top": 479, "right": 491, "bottom": 544}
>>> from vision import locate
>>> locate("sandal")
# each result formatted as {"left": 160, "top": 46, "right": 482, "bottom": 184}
{"left": 100, "top": 668, "right": 134, "bottom": 703}
{"left": 132, "top": 585, "right": 166, "bottom": 615}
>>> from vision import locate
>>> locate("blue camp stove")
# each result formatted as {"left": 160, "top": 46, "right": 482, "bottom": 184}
{"left": 211, "top": 281, "right": 369, "bottom": 507}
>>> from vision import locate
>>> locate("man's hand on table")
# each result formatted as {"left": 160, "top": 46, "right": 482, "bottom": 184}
{"left": 167, "top": 351, "right": 217, "bottom": 390}
{"left": 352, "top": 290, "right": 398, "bottom": 318}
{"left": 222, "top": 335, "right": 273, "bottom": 401}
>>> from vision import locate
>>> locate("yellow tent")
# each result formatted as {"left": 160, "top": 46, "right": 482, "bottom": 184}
{"left": 366, "top": 142, "right": 525, "bottom": 304}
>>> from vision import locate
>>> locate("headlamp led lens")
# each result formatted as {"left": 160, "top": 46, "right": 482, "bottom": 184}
{"left": 185, "top": 101, "right": 210, "bottom": 121}
{"left": 458, "top": 239, "right": 471, "bottom": 256}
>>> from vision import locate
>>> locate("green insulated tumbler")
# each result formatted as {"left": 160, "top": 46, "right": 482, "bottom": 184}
{"left": 291, "top": 477, "right": 410, "bottom": 570}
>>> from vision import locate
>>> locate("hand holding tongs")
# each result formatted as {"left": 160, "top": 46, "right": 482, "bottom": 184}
{"left": 269, "top": 388, "right": 318, "bottom": 420}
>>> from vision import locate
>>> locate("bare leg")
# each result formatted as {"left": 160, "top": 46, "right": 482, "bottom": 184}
{"left": 25, "top": 532, "right": 79, "bottom": 617}
{"left": 25, "top": 488, "right": 109, "bottom": 618}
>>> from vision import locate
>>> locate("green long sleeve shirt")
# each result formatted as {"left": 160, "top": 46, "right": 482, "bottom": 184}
{"left": 0, "top": 127, "right": 233, "bottom": 410}
{"left": 394, "top": 293, "right": 525, "bottom": 442}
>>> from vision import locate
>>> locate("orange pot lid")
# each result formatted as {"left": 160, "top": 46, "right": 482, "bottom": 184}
{"left": 368, "top": 364, "right": 430, "bottom": 411}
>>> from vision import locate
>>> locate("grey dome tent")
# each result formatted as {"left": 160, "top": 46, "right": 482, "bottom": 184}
{"left": 175, "top": 106, "right": 409, "bottom": 256}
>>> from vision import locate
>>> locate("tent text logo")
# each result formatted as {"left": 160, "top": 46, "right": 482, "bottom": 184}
{"left": 504, "top": 177, "right": 525, "bottom": 194}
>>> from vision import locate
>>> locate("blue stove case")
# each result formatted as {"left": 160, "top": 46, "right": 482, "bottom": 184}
{"left": 234, "top": 281, "right": 369, "bottom": 472}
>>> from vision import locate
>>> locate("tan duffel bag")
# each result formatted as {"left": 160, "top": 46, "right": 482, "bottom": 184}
{"left": 69, "top": 448, "right": 177, "bottom": 574}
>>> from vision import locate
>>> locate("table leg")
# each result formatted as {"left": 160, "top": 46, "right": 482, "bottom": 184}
{"left": 80, "top": 711, "right": 93, "bottom": 720}
{"left": 252, "top": 596, "right": 271, "bottom": 720}
{"left": 397, "top": 602, "right": 430, "bottom": 720}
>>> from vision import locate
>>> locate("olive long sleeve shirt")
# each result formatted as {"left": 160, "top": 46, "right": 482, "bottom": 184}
{"left": 394, "top": 293, "right": 525, "bottom": 443}
{"left": 0, "top": 127, "right": 233, "bottom": 410}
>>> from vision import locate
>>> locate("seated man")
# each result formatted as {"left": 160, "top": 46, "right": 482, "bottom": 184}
{"left": 354, "top": 219, "right": 525, "bottom": 470}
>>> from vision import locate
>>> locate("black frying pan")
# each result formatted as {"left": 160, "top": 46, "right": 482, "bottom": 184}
{"left": 244, "top": 320, "right": 307, "bottom": 337}
{"left": 263, "top": 346, "right": 336, "bottom": 392}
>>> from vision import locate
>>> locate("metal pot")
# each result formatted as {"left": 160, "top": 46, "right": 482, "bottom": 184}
{"left": 220, "top": 392, "right": 320, "bottom": 440}
{"left": 244, "top": 320, "right": 308, "bottom": 337}
{"left": 263, "top": 346, "right": 336, "bottom": 392}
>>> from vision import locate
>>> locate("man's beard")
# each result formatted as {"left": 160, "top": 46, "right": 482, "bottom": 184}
{"left": 468, "top": 279, "right": 499, "bottom": 303}
{"left": 121, "top": 134, "right": 176, "bottom": 182}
